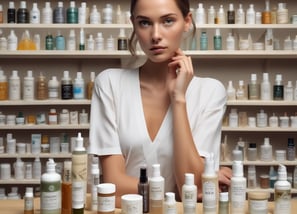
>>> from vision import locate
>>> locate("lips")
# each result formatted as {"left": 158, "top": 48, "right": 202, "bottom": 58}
{"left": 150, "top": 46, "right": 166, "bottom": 54}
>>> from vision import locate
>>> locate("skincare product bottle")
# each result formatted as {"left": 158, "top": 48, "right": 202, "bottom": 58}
{"left": 202, "top": 153, "right": 218, "bottom": 213}
{"left": 287, "top": 138, "right": 295, "bottom": 161}
{"left": 226, "top": 33, "right": 235, "bottom": 50}
{"left": 276, "top": 3, "right": 289, "bottom": 24}
{"left": 72, "top": 132, "right": 88, "bottom": 212}
{"left": 200, "top": 32, "right": 208, "bottom": 50}
{"left": 232, "top": 146, "right": 243, "bottom": 161}
{"left": 195, "top": 3, "right": 206, "bottom": 24}
{"left": 62, "top": 160, "right": 72, "bottom": 214}
{"left": 48, "top": 76, "right": 59, "bottom": 99}
{"left": 257, "top": 109, "right": 268, "bottom": 127}
{"left": 293, "top": 166, "right": 297, "bottom": 188}
{"left": 17, "top": 1, "right": 29, "bottom": 23}
{"left": 246, "top": 4, "right": 256, "bottom": 24}
{"left": 67, "top": 30, "right": 76, "bottom": 50}
{"left": 269, "top": 113, "right": 279, "bottom": 127}
{"left": 23, "top": 70, "right": 35, "bottom": 100}
{"left": 247, "top": 165, "right": 257, "bottom": 188}
{"left": 260, "top": 137, "right": 273, "bottom": 162}
{"left": 9, "top": 70, "right": 21, "bottom": 100}
{"left": 237, "top": 138, "right": 245, "bottom": 160}
{"left": 30, "top": 2, "right": 40, "bottom": 24}
{"left": 182, "top": 173, "right": 197, "bottom": 214}
{"left": 55, "top": 31, "right": 65, "bottom": 50}
{"left": 262, "top": 0, "right": 272, "bottom": 24}
{"left": 284, "top": 81, "right": 293, "bottom": 101}
{"left": 78, "top": 2, "right": 88, "bottom": 24}
{"left": 36, "top": 72, "right": 48, "bottom": 100}
{"left": 163, "top": 192, "right": 177, "bottom": 214}
{"left": 273, "top": 74, "right": 284, "bottom": 100}
{"left": 95, "top": 32, "right": 104, "bottom": 50}
{"left": 260, "top": 73, "right": 271, "bottom": 100}
{"left": 106, "top": 35, "right": 115, "bottom": 51}
{"left": 91, "top": 156, "right": 100, "bottom": 211}
{"left": 247, "top": 143, "right": 257, "bottom": 161}
{"left": 283, "top": 36, "right": 293, "bottom": 50}
{"left": 67, "top": 1, "right": 78, "bottom": 24}
{"left": 269, "top": 166, "right": 278, "bottom": 188}
{"left": 86, "top": 34, "right": 95, "bottom": 50}
{"left": 7, "top": 1, "right": 16, "bottom": 23}
{"left": 103, "top": 4, "right": 113, "bottom": 24}
{"left": 235, "top": 4, "right": 245, "bottom": 24}
{"left": 33, "top": 157, "right": 41, "bottom": 179}
{"left": 0, "top": 69, "right": 8, "bottom": 100}
{"left": 79, "top": 28, "right": 85, "bottom": 50}
{"left": 90, "top": 5, "right": 100, "bottom": 24}
{"left": 248, "top": 73, "right": 260, "bottom": 100}
{"left": 116, "top": 5, "right": 122, "bottom": 24}
{"left": 236, "top": 80, "right": 247, "bottom": 100}
{"left": 230, "top": 161, "right": 246, "bottom": 214}
{"left": 61, "top": 70, "right": 73, "bottom": 99}
{"left": 207, "top": 6, "right": 215, "bottom": 24}
{"left": 227, "top": 4, "right": 235, "bottom": 24}
{"left": 149, "top": 164, "right": 164, "bottom": 214}
{"left": 216, "top": 5, "right": 225, "bottom": 24}
{"left": 213, "top": 29, "right": 222, "bottom": 50}
{"left": 40, "top": 158, "right": 61, "bottom": 214}
{"left": 53, "top": 2, "right": 65, "bottom": 23}
{"left": 97, "top": 183, "right": 116, "bottom": 214}
{"left": 45, "top": 33, "right": 54, "bottom": 50}
{"left": 219, "top": 192, "right": 229, "bottom": 214}
{"left": 24, "top": 187, "right": 34, "bottom": 214}
{"left": 227, "top": 80, "right": 236, "bottom": 100}
{"left": 229, "top": 108, "right": 238, "bottom": 128}
{"left": 265, "top": 29, "right": 273, "bottom": 50}
{"left": 138, "top": 167, "right": 149, "bottom": 213}
{"left": 42, "top": 2, "right": 53, "bottom": 24}
{"left": 73, "top": 72, "right": 85, "bottom": 99}
{"left": 117, "top": 28, "right": 128, "bottom": 51}
{"left": 87, "top": 71, "right": 95, "bottom": 99}
{"left": 7, "top": 30, "right": 18, "bottom": 51}
{"left": 274, "top": 164, "right": 291, "bottom": 214}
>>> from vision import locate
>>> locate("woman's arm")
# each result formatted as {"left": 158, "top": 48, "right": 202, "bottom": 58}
{"left": 100, "top": 154, "right": 138, "bottom": 208}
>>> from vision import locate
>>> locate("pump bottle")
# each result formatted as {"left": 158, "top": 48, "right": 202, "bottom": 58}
{"left": 138, "top": 167, "right": 149, "bottom": 213}
{"left": 182, "top": 173, "right": 197, "bottom": 214}
{"left": 149, "top": 164, "right": 164, "bottom": 214}
{"left": 72, "top": 132, "right": 88, "bottom": 213}
{"left": 274, "top": 164, "right": 291, "bottom": 214}
{"left": 202, "top": 153, "right": 218, "bottom": 213}
{"left": 40, "top": 158, "right": 61, "bottom": 214}
{"left": 230, "top": 161, "right": 246, "bottom": 214}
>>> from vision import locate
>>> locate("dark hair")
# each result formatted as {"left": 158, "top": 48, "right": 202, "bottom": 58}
{"left": 128, "top": 0, "right": 196, "bottom": 55}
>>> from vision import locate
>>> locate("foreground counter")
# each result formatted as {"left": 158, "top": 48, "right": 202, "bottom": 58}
{"left": 1, "top": 197, "right": 297, "bottom": 214}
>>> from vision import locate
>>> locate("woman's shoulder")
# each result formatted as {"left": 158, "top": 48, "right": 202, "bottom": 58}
{"left": 96, "top": 68, "right": 138, "bottom": 84}
{"left": 191, "top": 76, "right": 226, "bottom": 94}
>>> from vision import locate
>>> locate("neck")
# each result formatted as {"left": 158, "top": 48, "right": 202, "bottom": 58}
{"left": 140, "top": 60, "right": 169, "bottom": 83}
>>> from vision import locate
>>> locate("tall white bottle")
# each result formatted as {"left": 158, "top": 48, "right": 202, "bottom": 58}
{"left": 30, "top": 2, "right": 40, "bottom": 24}
{"left": 182, "top": 173, "right": 197, "bottom": 214}
{"left": 40, "top": 158, "right": 61, "bottom": 214}
{"left": 195, "top": 3, "right": 206, "bottom": 24}
{"left": 9, "top": 70, "right": 21, "bottom": 100}
{"left": 274, "top": 164, "right": 291, "bottom": 214}
{"left": 261, "top": 73, "right": 271, "bottom": 100}
{"left": 149, "top": 164, "right": 165, "bottom": 214}
{"left": 230, "top": 161, "right": 246, "bottom": 214}
{"left": 91, "top": 156, "right": 100, "bottom": 211}
{"left": 23, "top": 70, "right": 34, "bottom": 100}
{"left": 42, "top": 2, "right": 53, "bottom": 24}
{"left": 72, "top": 132, "right": 88, "bottom": 213}
{"left": 202, "top": 153, "right": 218, "bottom": 213}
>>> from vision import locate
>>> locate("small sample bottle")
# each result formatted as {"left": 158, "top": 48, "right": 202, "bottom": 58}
{"left": 97, "top": 183, "right": 116, "bottom": 214}
{"left": 202, "top": 153, "right": 218, "bottom": 213}
{"left": 247, "top": 143, "right": 257, "bottom": 161}
{"left": 48, "top": 108, "right": 58, "bottom": 125}
{"left": 23, "top": 70, "right": 35, "bottom": 100}
{"left": 62, "top": 160, "right": 72, "bottom": 214}
{"left": 230, "top": 161, "right": 246, "bottom": 214}
{"left": 226, "top": 80, "right": 235, "bottom": 100}
{"left": 248, "top": 73, "right": 260, "bottom": 100}
{"left": 235, "top": 4, "right": 245, "bottom": 24}
{"left": 115, "top": 4, "right": 122, "bottom": 24}
{"left": 262, "top": 0, "right": 272, "bottom": 24}
{"left": 246, "top": 4, "right": 256, "bottom": 24}
{"left": 106, "top": 35, "right": 115, "bottom": 51}
{"left": 24, "top": 187, "right": 34, "bottom": 214}
{"left": 138, "top": 167, "right": 149, "bottom": 213}
{"left": 103, "top": 4, "right": 113, "bottom": 24}
{"left": 213, "top": 29, "right": 222, "bottom": 50}
{"left": 247, "top": 165, "right": 257, "bottom": 188}
{"left": 229, "top": 108, "right": 238, "bottom": 128}
{"left": 36, "top": 73, "right": 48, "bottom": 100}
{"left": 117, "top": 28, "right": 128, "bottom": 51}
{"left": 61, "top": 70, "right": 73, "bottom": 99}
{"left": 87, "top": 71, "right": 95, "bottom": 99}
{"left": 87, "top": 34, "right": 95, "bottom": 50}
{"left": 269, "top": 113, "right": 279, "bottom": 127}
{"left": 200, "top": 32, "right": 208, "bottom": 51}
{"left": 182, "top": 173, "right": 197, "bottom": 214}
{"left": 236, "top": 80, "right": 247, "bottom": 100}
{"left": 33, "top": 157, "right": 41, "bottom": 179}
{"left": 274, "top": 164, "right": 291, "bottom": 214}
{"left": 284, "top": 81, "right": 294, "bottom": 101}
{"left": 219, "top": 192, "right": 229, "bottom": 214}
{"left": 0, "top": 69, "right": 8, "bottom": 100}
{"left": 260, "top": 137, "right": 273, "bottom": 162}
{"left": 17, "top": 1, "right": 29, "bottom": 23}
{"left": 40, "top": 159, "right": 61, "bottom": 214}
{"left": 163, "top": 192, "right": 177, "bottom": 214}
{"left": 41, "top": 2, "right": 53, "bottom": 24}
{"left": 256, "top": 109, "right": 268, "bottom": 127}
{"left": 67, "top": 1, "right": 78, "bottom": 24}
{"left": 7, "top": 1, "right": 16, "bottom": 23}
{"left": 30, "top": 2, "right": 40, "bottom": 24}
{"left": 95, "top": 32, "right": 104, "bottom": 50}
{"left": 53, "top": 2, "right": 65, "bottom": 23}
{"left": 149, "top": 164, "right": 164, "bottom": 214}
{"left": 9, "top": 70, "right": 21, "bottom": 100}
{"left": 7, "top": 30, "right": 18, "bottom": 51}
{"left": 195, "top": 3, "right": 206, "bottom": 24}
{"left": 260, "top": 72, "right": 271, "bottom": 100}
{"left": 287, "top": 138, "right": 295, "bottom": 161}
{"left": 73, "top": 72, "right": 85, "bottom": 99}
{"left": 227, "top": 4, "right": 235, "bottom": 24}
{"left": 48, "top": 76, "right": 59, "bottom": 99}
{"left": 273, "top": 74, "right": 284, "bottom": 100}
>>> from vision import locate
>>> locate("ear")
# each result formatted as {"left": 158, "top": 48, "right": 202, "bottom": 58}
{"left": 184, "top": 12, "right": 193, "bottom": 32}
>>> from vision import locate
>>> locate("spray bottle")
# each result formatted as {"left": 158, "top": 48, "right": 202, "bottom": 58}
{"left": 202, "top": 153, "right": 218, "bottom": 213}
{"left": 72, "top": 132, "right": 88, "bottom": 214}
{"left": 40, "top": 158, "right": 61, "bottom": 214}
{"left": 149, "top": 164, "right": 164, "bottom": 214}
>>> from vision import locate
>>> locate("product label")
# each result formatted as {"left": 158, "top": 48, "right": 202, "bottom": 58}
{"left": 202, "top": 181, "right": 216, "bottom": 208}
{"left": 274, "top": 189, "right": 291, "bottom": 213}
{"left": 249, "top": 199, "right": 267, "bottom": 212}
{"left": 41, "top": 181, "right": 61, "bottom": 210}
{"left": 150, "top": 181, "right": 164, "bottom": 200}
{"left": 182, "top": 190, "right": 197, "bottom": 213}
{"left": 24, "top": 197, "right": 34, "bottom": 211}
{"left": 61, "top": 84, "right": 73, "bottom": 99}
{"left": 0, "top": 82, "right": 8, "bottom": 100}
{"left": 231, "top": 182, "right": 246, "bottom": 208}
{"left": 98, "top": 195, "right": 115, "bottom": 212}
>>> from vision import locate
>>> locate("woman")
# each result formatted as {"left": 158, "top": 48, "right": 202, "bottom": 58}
{"left": 89, "top": 0, "right": 231, "bottom": 207}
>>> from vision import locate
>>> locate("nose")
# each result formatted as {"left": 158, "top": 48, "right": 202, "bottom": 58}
{"left": 151, "top": 24, "right": 161, "bottom": 43}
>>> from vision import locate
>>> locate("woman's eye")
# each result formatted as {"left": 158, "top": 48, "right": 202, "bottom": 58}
{"left": 164, "top": 18, "right": 174, "bottom": 26}
{"left": 139, "top": 20, "right": 150, "bottom": 27}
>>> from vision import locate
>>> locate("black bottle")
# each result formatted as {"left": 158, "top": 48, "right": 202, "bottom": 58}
{"left": 7, "top": 1, "right": 16, "bottom": 23}
{"left": 138, "top": 167, "right": 149, "bottom": 213}
{"left": 17, "top": 1, "right": 29, "bottom": 23}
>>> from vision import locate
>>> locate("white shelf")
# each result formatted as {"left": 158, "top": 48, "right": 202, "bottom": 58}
{"left": 0, "top": 153, "right": 72, "bottom": 159}
{"left": 0, "top": 124, "right": 89, "bottom": 130}
{"left": 227, "top": 100, "right": 297, "bottom": 106}
{"left": 0, "top": 99, "right": 91, "bottom": 106}
{"left": 222, "top": 126, "right": 297, "bottom": 132}
{"left": 247, "top": 188, "right": 297, "bottom": 194}
{"left": 221, "top": 160, "right": 297, "bottom": 166}
{"left": 0, "top": 179, "right": 40, "bottom": 185}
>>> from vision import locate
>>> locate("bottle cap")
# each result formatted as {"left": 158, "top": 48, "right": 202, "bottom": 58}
{"left": 46, "top": 158, "right": 56, "bottom": 173}
{"left": 275, "top": 74, "right": 282, "bottom": 81}
{"left": 97, "top": 183, "right": 115, "bottom": 194}
{"left": 215, "top": 28, "right": 221, "bottom": 36}
{"left": 229, "top": 3, "right": 234, "bottom": 11}
{"left": 9, "top": 1, "right": 15, "bottom": 9}
{"left": 20, "top": 1, "right": 26, "bottom": 9}
{"left": 152, "top": 164, "right": 161, "bottom": 177}
{"left": 287, "top": 81, "right": 293, "bottom": 87}
{"left": 74, "top": 132, "right": 85, "bottom": 151}
{"left": 184, "top": 173, "right": 194, "bottom": 185}
{"left": 264, "top": 137, "right": 270, "bottom": 145}
{"left": 81, "top": 2, "right": 86, "bottom": 8}
{"left": 165, "top": 192, "right": 175, "bottom": 203}
{"left": 90, "top": 72, "right": 95, "bottom": 81}
{"left": 204, "top": 153, "right": 216, "bottom": 176}
{"left": 219, "top": 192, "right": 229, "bottom": 202}
{"left": 63, "top": 70, "right": 70, "bottom": 78}
{"left": 70, "top": 1, "right": 75, "bottom": 7}
{"left": 58, "top": 2, "right": 63, "bottom": 7}
{"left": 288, "top": 138, "right": 295, "bottom": 147}
{"left": 232, "top": 161, "right": 243, "bottom": 177}
{"left": 25, "top": 187, "right": 33, "bottom": 197}
{"left": 50, "top": 108, "right": 56, "bottom": 114}
{"left": 249, "top": 143, "right": 256, "bottom": 148}
{"left": 119, "top": 28, "right": 126, "bottom": 38}
{"left": 251, "top": 73, "right": 257, "bottom": 81}
{"left": 27, "top": 70, "right": 33, "bottom": 77}
{"left": 139, "top": 167, "right": 148, "bottom": 183}
{"left": 76, "top": 71, "right": 82, "bottom": 79}
{"left": 45, "top": 2, "right": 51, "bottom": 8}
{"left": 263, "top": 73, "right": 269, "bottom": 81}
{"left": 277, "top": 164, "right": 287, "bottom": 180}
{"left": 239, "top": 80, "right": 244, "bottom": 86}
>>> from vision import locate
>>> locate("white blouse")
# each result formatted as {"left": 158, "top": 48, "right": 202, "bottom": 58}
{"left": 89, "top": 68, "right": 226, "bottom": 192}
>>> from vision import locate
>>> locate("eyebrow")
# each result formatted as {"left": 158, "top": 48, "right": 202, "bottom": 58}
{"left": 135, "top": 13, "right": 178, "bottom": 20}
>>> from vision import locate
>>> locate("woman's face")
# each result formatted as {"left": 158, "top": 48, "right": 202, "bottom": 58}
{"left": 132, "top": 0, "right": 191, "bottom": 63}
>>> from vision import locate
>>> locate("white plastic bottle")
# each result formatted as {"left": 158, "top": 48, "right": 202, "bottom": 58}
{"left": 216, "top": 5, "right": 225, "bottom": 24}
{"left": 7, "top": 30, "right": 18, "bottom": 51}
{"left": 149, "top": 164, "right": 165, "bottom": 214}
{"left": 182, "top": 173, "right": 197, "bottom": 214}
{"left": 236, "top": 4, "right": 245, "bottom": 24}
{"left": 195, "top": 3, "right": 206, "bottom": 24}
{"left": 78, "top": 2, "right": 88, "bottom": 24}
{"left": 67, "top": 29, "right": 76, "bottom": 51}
{"left": 23, "top": 70, "right": 34, "bottom": 100}
{"left": 103, "top": 4, "right": 113, "bottom": 24}
{"left": 30, "top": 2, "right": 40, "bottom": 24}
{"left": 40, "top": 158, "right": 61, "bottom": 214}
{"left": 226, "top": 80, "right": 236, "bottom": 100}
{"left": 42, "top": 2, "right": 53, "bottom": 24}
{"left": 284, "top": 81, "right": 294, "bottom": 101}
{"left": 9, "top": 70, "right": 21, "bottom": 100}
{"left": 95, "top": 32, "right": 104, "bottom": 50}
{"left": 261, "top": 73, "right": 271, "bottom": 100}
{"left": 226, "top": 33, "right": 235, "bottom": 50}
{"left": 230, "top": 161, "right": 246, "bottom": 214}
{"left": 87, "top": 34, "right": 95, "bottom": 50}
{"left": 294, "top": 80, "right": 297, "bottom": 101}
{"left": 274, "top": 164, "right": 291, "bottom": 214}
{"left": 236, "top": 80, "right": 247, "bottom": 100}
{"left": 91, "top": 156, "right": 100, "bottom": 211}
{"left": 246, "top": 4, "right": 256, "bottom": 24}
{"left": 260, "top": 137, "right": 273, "bottom": 162}
{"left": 48, "top": 76, "right": 59, "bottom": 99}
{"left": 79, "top": 28, "right": 85, "bottom": 50}
{"left": 73, "top": 71, "right": 85, "bottom": 99}
{"left": 207, "top": 5, "right": 215, "bottom": 24}
{"left": 202, "top": 153, "right": 218, "bottom": 213}
{"left": 163, "top": 192, "right": 177, "bottom": 214}
{"left": 90, "top": 5, "right": 100, "bottom": 24}
{"left": 72, "top": 132, "right": 88, "bottom": 213}
{"left": 33, "top": 156, "right": 41, "bottom": 179}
